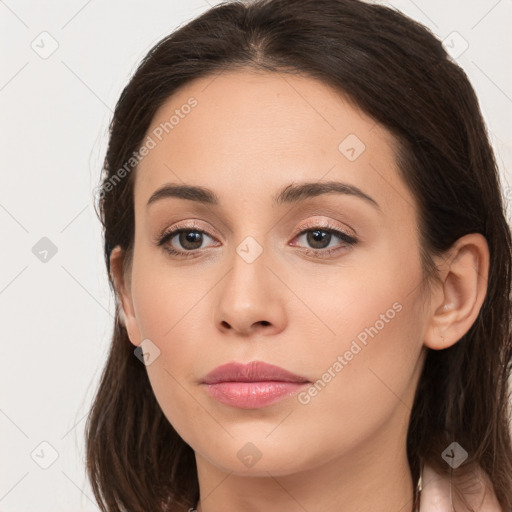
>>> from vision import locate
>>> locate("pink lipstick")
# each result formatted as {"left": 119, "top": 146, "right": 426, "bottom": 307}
{"left": 201, "top": 360, "right": 310, "bottom": 409}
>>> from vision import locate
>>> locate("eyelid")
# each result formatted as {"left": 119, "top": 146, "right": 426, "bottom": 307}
{"left": 293, "top": 217, "right": 356, "bottom": 238}
{"left": 154, "top": 220, "right": 217, "bottom": 245}
{"left": 156, "top": 218, "right": 353, "bottom": 242}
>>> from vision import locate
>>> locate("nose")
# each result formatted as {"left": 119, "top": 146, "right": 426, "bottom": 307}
{"left": 213, "top": 242, "right": 287, "bottom": 338}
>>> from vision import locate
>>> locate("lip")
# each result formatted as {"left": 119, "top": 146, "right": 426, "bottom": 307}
{"left": 201, "top": 361, "right": 310, "bottom": 409}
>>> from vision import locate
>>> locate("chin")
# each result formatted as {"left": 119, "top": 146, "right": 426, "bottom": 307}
{"left": 194, "top": 433, "right": 322, "bottom": 477}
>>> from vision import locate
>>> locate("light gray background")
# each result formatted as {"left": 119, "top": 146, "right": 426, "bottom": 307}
{"left": 1, "top": 0, "right": 511, "bottom": 510}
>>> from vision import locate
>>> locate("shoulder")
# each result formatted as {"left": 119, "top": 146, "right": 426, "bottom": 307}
{"left": 419, "top": 461, "right": 503, "bottom": 511}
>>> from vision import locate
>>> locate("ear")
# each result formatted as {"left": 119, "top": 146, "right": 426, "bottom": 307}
{"left": 423, "top": 233, "right": 489, "bottom": 350}
{"left": 109, "top": 245, "right": 142, "bottom": 347}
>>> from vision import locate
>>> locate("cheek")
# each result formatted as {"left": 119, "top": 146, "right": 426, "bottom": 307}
{"left": 299, "top": 266, "right": 426, "bottom": 444}
{"left": 130, "top": 259, "right": 219, "bottom": 443}
{"left": 318, "top": 237, "right": 423, "bottom": 362}
{"left": 296, "top": 246, "right": 425, "bottom": 422}
{"left": 131, "top": 248, "right": 210, "bottom": 342}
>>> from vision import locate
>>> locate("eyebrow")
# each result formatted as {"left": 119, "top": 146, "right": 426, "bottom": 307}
{"left": 146, "top": 181, "right": 380, "bottom": 210}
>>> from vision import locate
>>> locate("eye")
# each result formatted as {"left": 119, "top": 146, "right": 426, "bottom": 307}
{"left": 156, "top": 223, "right": 219, "bottom": 258}
{"left": 291, "top": 223, "right": 357, "bottom": 258}
{"left": 155, "top": 221, "right": 358, "bottom": 260}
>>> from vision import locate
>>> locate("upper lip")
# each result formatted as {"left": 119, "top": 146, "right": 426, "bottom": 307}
{"left": 201, "top": 360, "right": 310, "bottom": 384}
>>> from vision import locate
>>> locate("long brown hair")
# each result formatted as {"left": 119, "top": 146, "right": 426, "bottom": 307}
{"left": 86, "top": 0, "right": 512, "bottom": 510}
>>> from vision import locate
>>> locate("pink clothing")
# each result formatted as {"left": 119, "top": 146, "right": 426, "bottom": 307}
{"left": 420, "top": 463, "right": 502, "bottom": 511}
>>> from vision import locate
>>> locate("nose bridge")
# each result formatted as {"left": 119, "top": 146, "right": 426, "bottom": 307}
{"left": 226, "top": 234, "right": 269, "bottom": 307}
{"left": 214, "top": 232, "right": 285, "bottom": 334}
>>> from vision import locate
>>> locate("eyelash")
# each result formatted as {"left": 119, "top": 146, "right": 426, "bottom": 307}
{"left": 156, "top": 221, "right": 358, "bottom": 259}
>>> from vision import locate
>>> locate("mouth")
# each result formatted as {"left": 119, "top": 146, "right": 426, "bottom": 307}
{"left": 200, "top": 360, "right": 310, "bottom": 409}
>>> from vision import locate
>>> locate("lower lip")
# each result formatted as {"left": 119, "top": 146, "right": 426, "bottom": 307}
{"left": 203, "top": 381, "right": 309, "bottom": 409}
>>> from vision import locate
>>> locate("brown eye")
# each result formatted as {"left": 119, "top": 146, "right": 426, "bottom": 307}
{"left": 306, "top": 229, "right": 333, "bottom": 249}
{"left": 177, "top": 230, "right": 204, "bottom": 250}
{"left": 294, "top": 227, "right": 357, "bottom": 250}
{"left": 290, "top": 223, "right": 358, "bottom": 259}
{"left": 157, "top": 226, "right": 219, "bottom": 258}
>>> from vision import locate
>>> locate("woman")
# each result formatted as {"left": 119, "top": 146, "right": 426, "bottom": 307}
{"left": 86, "top": 0, "right": 512, "bottom": 510}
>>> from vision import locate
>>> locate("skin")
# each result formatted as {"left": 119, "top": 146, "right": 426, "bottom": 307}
{"left": 109, "top": 69, "right": 489, "bottom": 512}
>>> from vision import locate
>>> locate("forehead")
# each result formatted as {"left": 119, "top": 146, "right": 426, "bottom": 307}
{"left": 133, "top": 69, "right": 412, "bottom": 216}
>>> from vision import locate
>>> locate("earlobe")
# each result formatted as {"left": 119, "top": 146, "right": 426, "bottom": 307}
{"left": 423, "top": 233, "right": 489, "bottom": 351}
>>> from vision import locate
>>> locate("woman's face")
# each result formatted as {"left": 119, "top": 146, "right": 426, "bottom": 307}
{"left": 116, "top": 69, "right": 430, "bottom": 477}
